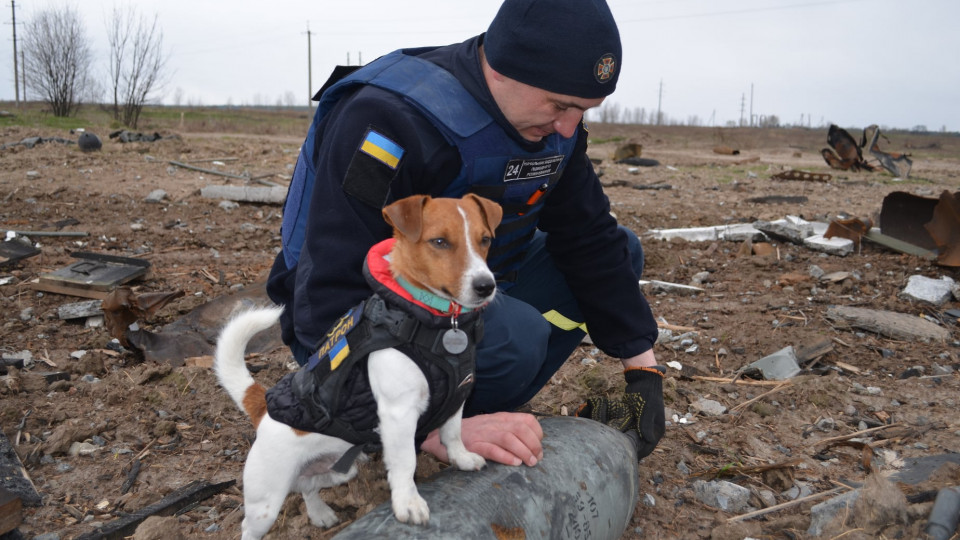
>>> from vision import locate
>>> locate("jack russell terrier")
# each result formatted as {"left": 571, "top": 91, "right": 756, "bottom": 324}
{"left": 215, "top": 194, "right": 503, "bottom": 540}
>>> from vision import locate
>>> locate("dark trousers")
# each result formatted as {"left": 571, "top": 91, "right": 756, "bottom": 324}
{"left": 465, "top": 226, "right": 645, "bottom": 415}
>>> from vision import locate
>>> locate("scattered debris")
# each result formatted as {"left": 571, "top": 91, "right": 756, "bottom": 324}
{"left": 713, "top": 146, "right": 740, "bottom": 156}
{"left": 821, "top": 124, "right": 875, "bottom": 172}
{"left": 744, "top": 346, "right": 801, "bottom": 380}
{"left": 101, "top": 287, "right": 184, "bottom": 347}
{"left": 753, "top": 216, "right": 818, "bottom": 245}
{"left": 169, "top": 160, "right": 250, "bottom": 181}
{"left": 646, "top": 223, "right": 763, "bottom": 243}
{"left": 0, "top": 239, "right": 40, "bottom": 268}
{"left": 57, "top": 299, "right": 103, "bottom": 321}
{"left": 876, "top": 190, "right": 960, "bottom": 266}
{"left": 72, "top": 479, "right": 235, "bottom": 540}
{"left": 824, "top": 216, "right": 872, "bottom": 250}
{"left": 863, "top": 124, "right": 913, "bottom": 178}
{"left": 144, "top": 189, "right": 168, "bottom": 204}
{"left": 693, "top": 480, "right": 751, "bottom": 512}
{"left": 745, "top": 195, "right": 809, "bottom": 205}
{"left": 200, "top": 185, "right": 287, "bottom": 204}
{"left": 900, "top": 275, "right": 955, "bottom": 306}
{"left": 825, "top": 305, "right": 950, "bottom": 342}
{"left": 804, "top": 233, "right": 854, "bottom": 256}
{"left": 926, "top": 190, "right": 960, "bottom": 266}
{"left": 617, "top": 156, "right": 660, "bottom": 167}
{"left": 925, "top": 486, "right": 960, "bottom": 540}
{"left": 0, "top": 430, "right": 41, "bottom": 508}
{"left": 821, "top": 124, "right": 912, "bottom": 177}
{"left": 639, "top": 279, "right": 704, "bottom": 294}
{"left": 108, "top": 130, "right": 180, "bottom": 143}
{"left": 117, "top": 282, "right": 282, "bottom": 366}
{"left": 771, "top": 170, "right": 832, "bottom": 182}
{"left": 77, "top": 132, "right": 102, "bottom": 152}
{"left": 0, "top": 136, "right": 76, "bottom": 150}
{"left": 613, "top": 142, "right": 642, "bottom": 161}
{"left": 31, "top": 252, "right": 150, "bottom": 300}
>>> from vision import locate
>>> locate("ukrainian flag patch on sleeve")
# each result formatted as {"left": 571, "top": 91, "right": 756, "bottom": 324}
{"left": 360, "top": 129, "right": 404, "bottom": 169}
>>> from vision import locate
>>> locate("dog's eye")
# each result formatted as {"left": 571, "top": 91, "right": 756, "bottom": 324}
{"left": 480, "top": 236, "right": 492, "bottom": 248}
{"left": 430, "top": 238, "right": 450, "bottom": 249}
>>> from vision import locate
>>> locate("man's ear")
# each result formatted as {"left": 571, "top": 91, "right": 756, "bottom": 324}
{"left": 465, "top": 193, "right": 503, "bottom": 236}
{"left": 382, "top": 195, "right": 431, "bottom": 241}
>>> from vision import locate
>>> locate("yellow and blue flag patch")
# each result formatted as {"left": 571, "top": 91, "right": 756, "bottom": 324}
{"left": 360, "top": 130, "right": 404, "bottom": 169}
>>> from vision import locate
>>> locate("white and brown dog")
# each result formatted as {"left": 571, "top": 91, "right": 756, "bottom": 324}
{"left": 215, "top": 194, "right": 503, "bottom": 540}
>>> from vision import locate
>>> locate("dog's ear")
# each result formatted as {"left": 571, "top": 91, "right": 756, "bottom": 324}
{"left": 465, "top": 194, "right": 503, "bottom": 236}
{"left": 383, "top": 195, "right": 430, "bottom": 241}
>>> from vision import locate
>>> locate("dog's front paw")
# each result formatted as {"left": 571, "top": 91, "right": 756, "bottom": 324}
{"left": 392, "top": 492, "right": 430, "bottom": 525}
{"left": 450, "top": 450, "right": 485, "bottom": 471}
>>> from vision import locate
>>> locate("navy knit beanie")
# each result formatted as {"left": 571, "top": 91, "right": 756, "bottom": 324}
{"left": 484, "top": 0, "right": 621, "bottom": 99}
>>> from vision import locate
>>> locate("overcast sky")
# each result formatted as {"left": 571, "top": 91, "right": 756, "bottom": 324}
{"left": 2, "top": 0, "right": 958, "bottom": 131}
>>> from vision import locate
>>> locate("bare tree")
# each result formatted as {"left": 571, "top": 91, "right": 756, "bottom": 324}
{"left": 106, "top": 6, "right": 168, "bottom": 128}
{"left": 22, "top": 5, "right": 94, "bottom": 117}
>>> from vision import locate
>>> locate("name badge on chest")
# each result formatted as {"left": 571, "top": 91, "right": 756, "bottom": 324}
{"left": 503, "top": 155, "right": 564, "bottom": 182}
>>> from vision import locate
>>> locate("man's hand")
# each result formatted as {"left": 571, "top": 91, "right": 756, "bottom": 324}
{"left": 576, "top": 366, "right": 665, "bottom": 460}
{"left": 622, "top": 366, "right": 665, "bottom": 458}
{"left": 420, "top": 412, "right": 543, "bottom": 467}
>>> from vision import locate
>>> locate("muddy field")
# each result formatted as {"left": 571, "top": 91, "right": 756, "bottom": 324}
{"left": 2, "top": 116, "right": 960, "bottom": 540}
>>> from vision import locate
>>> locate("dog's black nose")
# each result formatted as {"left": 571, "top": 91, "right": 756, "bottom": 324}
{"left": 473, "top": 276, "right": 495, "bottom": 299}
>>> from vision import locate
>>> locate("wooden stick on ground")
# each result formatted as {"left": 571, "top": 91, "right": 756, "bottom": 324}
{"left": 727, "top": 486, "right": 849, "bottom": 523}
{"left": 731, "top": 382, "right": 792, "bottom": 413}
{"left": 689, "top": 375, "right": 785, "bottom": 387}
{"left": 812, "top": 423, "right": 903, "bottom": 447}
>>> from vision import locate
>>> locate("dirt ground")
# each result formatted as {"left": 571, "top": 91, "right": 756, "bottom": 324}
{"left": 2, "top": 118, "right": 960, "bottom": 540}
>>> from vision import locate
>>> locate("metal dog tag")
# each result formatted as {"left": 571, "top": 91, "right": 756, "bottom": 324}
{"left": 442, "top": 328, "right": 469, "bottom": 354}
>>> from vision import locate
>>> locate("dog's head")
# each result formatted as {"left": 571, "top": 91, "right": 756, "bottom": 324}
{"left": 383, "top": 194, "right": 503, "bottom": 309}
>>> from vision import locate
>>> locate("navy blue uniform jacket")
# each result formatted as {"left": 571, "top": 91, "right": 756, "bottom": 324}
{"left": 266, "top": 35, "right": 658, "bottom": 362}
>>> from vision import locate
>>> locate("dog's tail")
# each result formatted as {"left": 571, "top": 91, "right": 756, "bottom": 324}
{"left": 213, "top": 305, "right": 284, "bottom": 428}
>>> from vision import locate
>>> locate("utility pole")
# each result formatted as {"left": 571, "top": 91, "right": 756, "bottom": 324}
{"left": 739, "top": 94, "right": 746, "bottom": 127}
{"left": 11, "top": 0, "right": 19, "bottom": 106}
{"left": 749, "top": 83, "right": 754, "bottom": 127}
{"left": 20, "top": 49, "right": 25, "bottom": 100}
{"left": 656, "top": 79, "right": 663, "bottom": 126}
{"left": 305, "top": 22, "right": 313, "bottom": 108}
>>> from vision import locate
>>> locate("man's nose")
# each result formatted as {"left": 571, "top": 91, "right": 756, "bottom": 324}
{"left": 554, "top": 109, "right": 583, "bottom": 138}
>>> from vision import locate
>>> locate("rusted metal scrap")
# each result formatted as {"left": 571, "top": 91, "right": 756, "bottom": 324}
{"left": 821, "top": 124, "right": 912, "bottom": 177}
{"left": 862, "top": 124, "right": 913, "bottom": 178}
{"left": 771, "top": 170, "right": 832, "bottom": 182}
{"left": 876, "top": 191, "right": 960, "bottom": 266}
{"left": 821, "top": 124, "right": 876, "bottom": 172}
{"left": 825, "top": 217, "right": 872, "bottom": 250}
{"left": 102, "top": 288, "right": 185, "bottom": 347}
{"left": 925, "top": 190, "right": 960, "bottom": 266}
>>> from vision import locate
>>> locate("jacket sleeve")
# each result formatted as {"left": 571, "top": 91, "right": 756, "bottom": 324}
{"left": 291, "top": 87, "right": 459, "bottom": 350}
{"left": 537, "top": 126, "right": 658, "bottom": 359}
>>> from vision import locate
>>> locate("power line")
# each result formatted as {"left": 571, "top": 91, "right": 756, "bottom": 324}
{"left": 617, "top": 0, "right": 870, "bottom": 22}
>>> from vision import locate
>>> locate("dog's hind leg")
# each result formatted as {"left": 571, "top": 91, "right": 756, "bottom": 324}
{"left": 438, "top": 404, "right": 485, "bottom": 471}
{"left": 369, "top": 349, "right": 431, "bottom": 524}
{"left": 240, "top": 429, "right": 301, "bottom": 540}
{"left": 302, "top": 489, "right": 339, "bottom": 528}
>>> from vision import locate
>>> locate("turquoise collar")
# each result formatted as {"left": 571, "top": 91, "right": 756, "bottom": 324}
{"left": 394, "top": 275, "right": 473, "bottom": 315}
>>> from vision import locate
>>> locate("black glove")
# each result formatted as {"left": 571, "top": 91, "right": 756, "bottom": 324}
{"left": 576, "top": 366, "right": 665, "bottom": 460}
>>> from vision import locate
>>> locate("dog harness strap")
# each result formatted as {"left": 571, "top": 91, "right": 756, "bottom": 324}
{"left": 330, "top": 443, "right": 365, "bottom": 474}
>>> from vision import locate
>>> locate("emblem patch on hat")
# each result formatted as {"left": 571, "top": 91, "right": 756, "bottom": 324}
{"left": 595, "top": 54, "right": 616, "bottom": 84}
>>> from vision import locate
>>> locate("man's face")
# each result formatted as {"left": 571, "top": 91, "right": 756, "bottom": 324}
{"left": 490, "top": 72, "right": 605, "bottom": 142}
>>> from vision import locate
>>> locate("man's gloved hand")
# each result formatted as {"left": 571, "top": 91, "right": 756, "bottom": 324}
{"left": 575, "top": 366, "right": 665, "bottom": 460}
